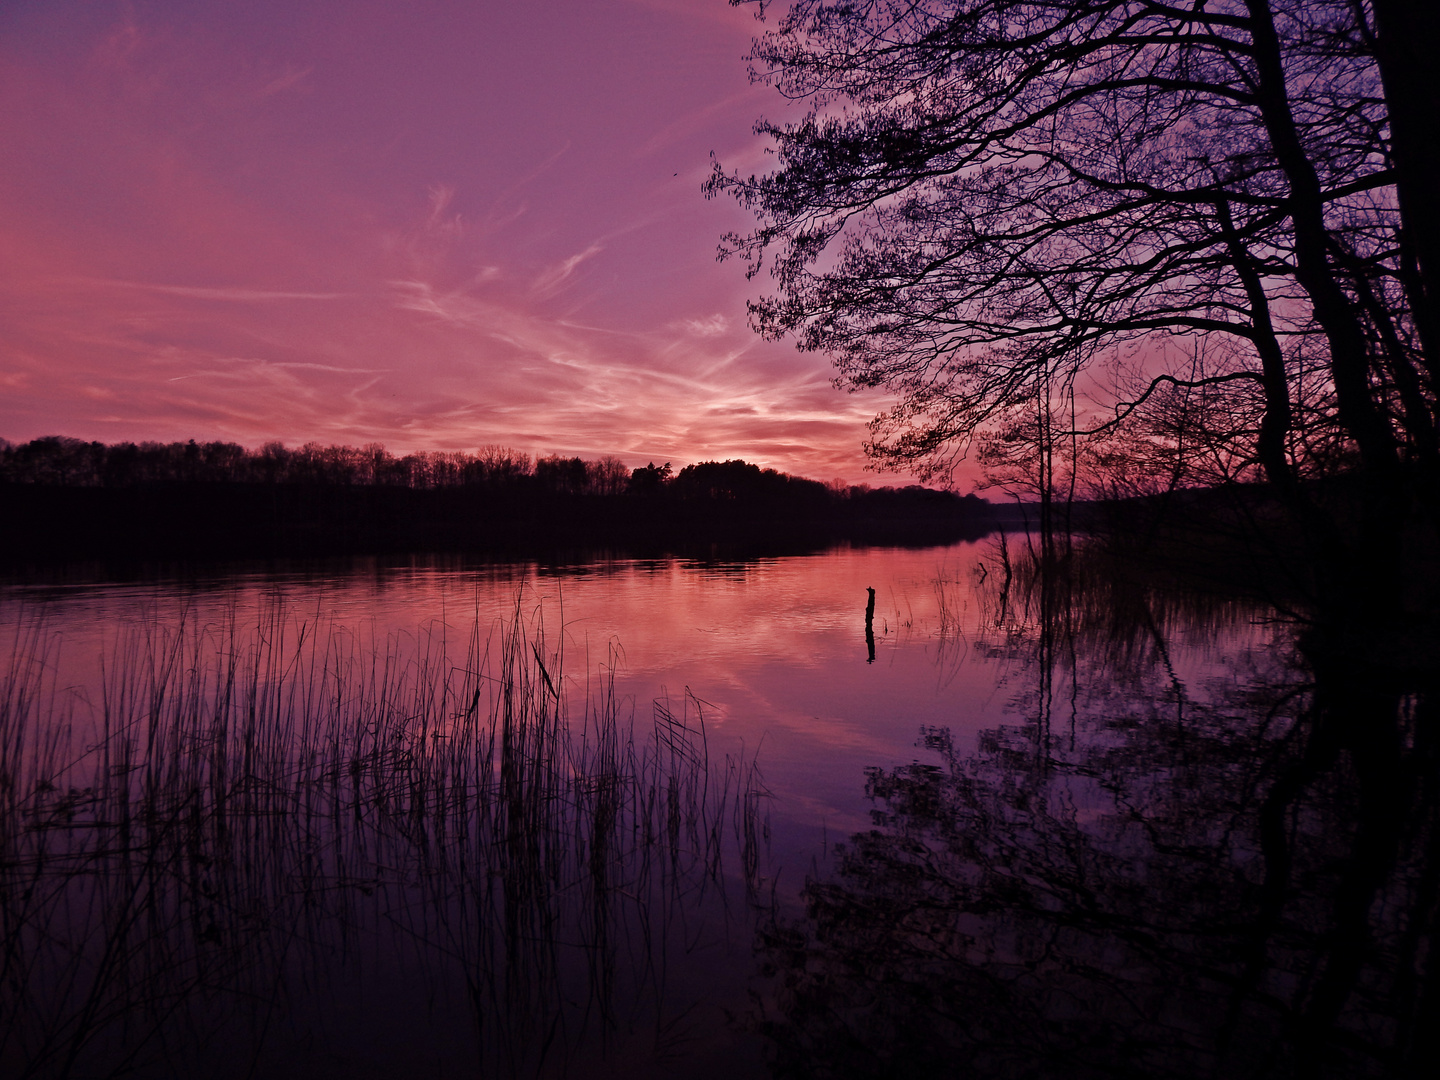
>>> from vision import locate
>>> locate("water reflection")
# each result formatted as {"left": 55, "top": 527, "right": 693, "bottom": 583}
{"left": 755, "top": 558, "right": 1437, "bottom": 1079}
{"left": 0, "top": 544, "right": 1043, "bottom": 854}
{"left": 0, "top": 598, "right": 768, "bottom": 1078}
{"left": 7, "top": 541, "right": 1424, "bottom": 1076}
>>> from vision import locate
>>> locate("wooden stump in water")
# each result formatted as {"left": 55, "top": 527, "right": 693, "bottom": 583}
{"left": 865, "top": 586, "right": 876, "bottom": 663}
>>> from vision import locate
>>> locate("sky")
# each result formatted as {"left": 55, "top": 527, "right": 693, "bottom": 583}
{"left": 0, "top": 0, "right": 940, "bottom": 487}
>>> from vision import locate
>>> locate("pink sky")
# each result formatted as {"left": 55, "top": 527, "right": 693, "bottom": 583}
{"left": 0, "top": 0, "right": 960, "bottom": 487}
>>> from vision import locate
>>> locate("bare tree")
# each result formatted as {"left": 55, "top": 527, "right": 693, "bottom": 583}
{"left": 588, "top": 454, "right": 632, "bottom": 496}
{"left": 709, "top": 1, "right": 1436, "bottom": 523}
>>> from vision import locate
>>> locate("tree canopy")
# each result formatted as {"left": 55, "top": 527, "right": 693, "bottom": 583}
{"left": 709, "top": 0, "right": 1438, "bottom": 513}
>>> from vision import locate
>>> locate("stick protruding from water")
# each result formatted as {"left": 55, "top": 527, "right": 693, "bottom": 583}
{"left": 865, "top": 587, "right": 876, "bottom": 663}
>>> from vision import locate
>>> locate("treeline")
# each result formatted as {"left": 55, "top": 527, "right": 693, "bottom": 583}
{"left": 0, "top": 437, "right": 998, "bottom": 561}
{"left": 0, "top": 437, "right": 613, "bottom": 492}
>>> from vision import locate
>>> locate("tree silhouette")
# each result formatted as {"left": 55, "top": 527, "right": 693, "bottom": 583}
{"left": 627, "top": 460, "right": 673, "bottom": 494}
{"left": 709, "top": 1, "right": 1437, "bottom": 529}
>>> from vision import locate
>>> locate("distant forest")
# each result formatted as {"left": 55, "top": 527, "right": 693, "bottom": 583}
{"left": 0, "top": 437, "right": 1001, "bottom": 561}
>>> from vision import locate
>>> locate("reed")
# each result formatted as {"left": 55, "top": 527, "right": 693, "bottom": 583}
{"left": 0, "top": 591, "right": 768, "bottom": 1078}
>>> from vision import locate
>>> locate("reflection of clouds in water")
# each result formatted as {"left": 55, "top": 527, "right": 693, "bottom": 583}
{"left": 0, "top": 541, "right": 1314, "bottom": 1075}
{"left": 5, "top": 538, "right": 1277, "bottom": 911}
{"left": 2, "top": 541, "right": 1261, "bottom": 781}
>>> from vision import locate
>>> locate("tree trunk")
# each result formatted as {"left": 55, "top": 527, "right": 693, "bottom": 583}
{"left": 1372, "top": 0, "right": 1440, "bottom": 382}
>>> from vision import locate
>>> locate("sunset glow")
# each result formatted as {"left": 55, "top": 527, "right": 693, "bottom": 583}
{"left": 0, "top": 0, "right": 914, "bottom": 486}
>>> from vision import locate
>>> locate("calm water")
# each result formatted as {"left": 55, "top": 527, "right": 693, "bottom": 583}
{"left": 0, "top": 544, "right": 1114, "bottom": 846}
{"left": 1, "top": 542, "right": 1430, "bottom": 1077}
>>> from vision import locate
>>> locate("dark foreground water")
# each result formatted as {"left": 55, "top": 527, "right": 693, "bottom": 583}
{"left": 1, "top": 543, "right": 1433, "bottom": 1078}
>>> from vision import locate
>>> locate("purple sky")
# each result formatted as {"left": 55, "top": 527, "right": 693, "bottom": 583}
{"left": 0, "top": 0, "right": 951, "bottom": 486}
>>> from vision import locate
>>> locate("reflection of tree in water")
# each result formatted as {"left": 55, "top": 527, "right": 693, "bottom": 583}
{"left": 758, "top": 566, "right": 1438, "bottom": 1079}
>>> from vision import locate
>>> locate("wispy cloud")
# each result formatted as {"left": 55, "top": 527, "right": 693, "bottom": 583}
{"left": 166, "top": 358, "right": 388, "bottom": 382}
{"left": 259, "top": 65, "right": 312, "bottom": 97}
{"left": 425, "top": 184, "right": 463, "bottom": 235}
{"left": 531, "top": 244, "right": 604, "bottom": 297}
{"left": 390, "top": 280, "right": 490, "bottom": 328}
{"left": 0, "top": 2, "right": 933, "bottom": 485}
{"left": 638, "top": 88, "right": 769, "bottom": 158}
{"left": 78, "top": 279, "right": 347, "bottom": 302}
{"left": 680, "top": 314, "right": 730, "bottom": 337}
{"left": 478, "top": 142, "right": 571, "bottom": 235}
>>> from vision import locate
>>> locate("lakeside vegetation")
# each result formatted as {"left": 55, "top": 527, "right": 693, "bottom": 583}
{"left": 0, "top": 436, "right": 1001, "bottom": 561}
{"left": 0, "top": 594, "right": 768, "bottom": 1077}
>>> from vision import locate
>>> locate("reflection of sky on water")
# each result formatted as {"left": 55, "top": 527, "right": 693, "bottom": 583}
{"left": 10, "top": 544, "right": 1352, "bottom": 1078}
{"left": 0, "top": 542, "right": 1266, "bottom": 858}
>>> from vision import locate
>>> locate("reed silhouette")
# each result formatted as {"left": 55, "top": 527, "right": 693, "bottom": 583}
{"left": 0, "top": 591, "right": 770, "bottom": 1078}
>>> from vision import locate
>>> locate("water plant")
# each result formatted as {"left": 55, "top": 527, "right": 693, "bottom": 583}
{"left": 0, "top": 591, "right": 769, "bottom": 1078}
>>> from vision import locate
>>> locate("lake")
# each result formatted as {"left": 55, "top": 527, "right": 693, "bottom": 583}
{"left": 0, "top": 540, "right": 1428, "bottom": 1078}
